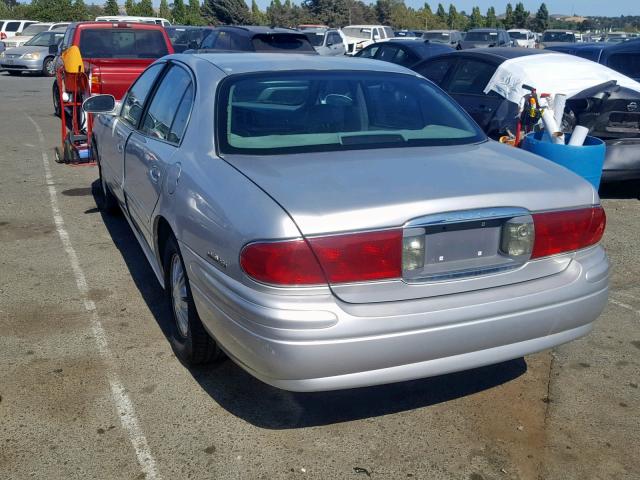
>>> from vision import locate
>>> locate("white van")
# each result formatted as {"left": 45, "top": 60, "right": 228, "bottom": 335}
{"left": 342, "top": 25, "right": 394, "bottom": 55}
{"left": 95, "top": 16, "right": 171, "bottom": 27}
{"left": 0, "top": 20, "right": 38, "bottom": 40}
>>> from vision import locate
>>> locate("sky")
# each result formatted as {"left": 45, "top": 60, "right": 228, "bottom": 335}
{"left": 248, "top": 0, "right": 640, "bottom": 17}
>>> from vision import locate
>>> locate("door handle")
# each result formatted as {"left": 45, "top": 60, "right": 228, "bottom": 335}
{"left": 117, "top": 144, "right": 124, "bottom": 153}
{"left": 116, "top": 131, "right": 125, "bottom": 139}
{"left": 149, "top": 165, "right": 161, "bottom": 183}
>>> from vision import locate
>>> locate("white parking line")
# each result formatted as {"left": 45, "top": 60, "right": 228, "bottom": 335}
{"left": 26, "top": 115, "right": 161, "bottom": 480}
{"left": 609, "top": 298, "right": 640, "bottom": 317}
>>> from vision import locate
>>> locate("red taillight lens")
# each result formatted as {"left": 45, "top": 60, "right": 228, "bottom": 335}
{"left": 308, "top": 230, "right": 402, "bottom": 283}
{"left": 0, "top": 32, "right": 6, "bottom": 40}
{"left": 240, "top": 239, "right": 326, "bottom": 286}
{"left": 240, "top": 230, "right": 403, "bottom": 286}
{"left": 531, "top": 206, "right": 606, "bottom": 259}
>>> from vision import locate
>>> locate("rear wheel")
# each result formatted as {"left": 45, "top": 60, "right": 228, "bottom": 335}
{"left": 42, "top": 57, "right": 55, "bottom": 77}
{"left": 164, "top": 235, "right": 221, "bottom": 366}
{"left": 7, "top": 71, "right": 21, "bottom": 76}
{"left": 52, "top": 81, "right": 61, "bottom": 117}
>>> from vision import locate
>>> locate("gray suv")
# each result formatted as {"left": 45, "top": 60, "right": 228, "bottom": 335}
{"left": 423, "top": 30, "right": 463, "bottom": 49}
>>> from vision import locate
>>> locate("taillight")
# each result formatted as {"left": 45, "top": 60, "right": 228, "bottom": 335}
{"left": 531, "top": 206, "right": 606, "bottom": 259}
{"left": 240, "top": 230, "right": 402, "bottom": 286}
{"left": 0, "top": 32, "right": 6, "bottom": 40}
{"left": 90, "top": 67, "right": 101, "bottom": 94}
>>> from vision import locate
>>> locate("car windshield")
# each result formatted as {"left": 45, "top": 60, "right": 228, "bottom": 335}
{"left": 251, "top": 34, "right": 315, "bottom": 53}
{"left": 342, "top": 27, "right": 372, "bottom": 39}
{"left": 20, "top": 24, "right": 51, "bottom": 36}
{"left": 79, "top": 28, "right": 169, "bottom": 58}
{"left": 24, "top": 31, "right": 62, "bottom": 46}
{"left": 542, "top": 31, "right": 576, "bottom": 42}
{"left": 423, "top": 32, "right": 450, "bottom": 42}
{"left": 218, "top": 71, "right": 485, "bottom": 155}
{"left": 304, "top": 32, "right": 326, "bottom": 46}
{"left": 509, "top": 32, "right": 527, "bottom": 39}
{"left": 465, "top": 31, "right": 498, "bottom": 42}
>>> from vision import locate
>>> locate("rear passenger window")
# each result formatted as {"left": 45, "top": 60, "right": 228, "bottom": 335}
{"left": 377, "top": 46, "right": 399, "bottom": 62}
{"left": 168, "top": 84, "right": 194, "bottom": 144}
{"left": 121, "top": 63, "right": 165, "bottom": 128}
{"left": 448, "top": 59, "right": 496, "bottom": 95}
{"left": 5, "top": 22, "right": 20, "bottom": 32}
{"left": 393, "top": 48, "right": 418, "bottom": 66}
{"left": 358, "top": 45, "right": 379, "bottom": 58}
{"left": 416, "top": 59, "right": 455, "bottom": 85}
{"left": 141, "top": 65, "right": 192, "bottom": 143}
{"left": 200, "top": 30, "right": 218, "bottom": 49}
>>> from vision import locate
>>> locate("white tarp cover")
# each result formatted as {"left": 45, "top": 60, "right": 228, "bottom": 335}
{"left": 484, "top": 52, "right": 640, "bottom": 106}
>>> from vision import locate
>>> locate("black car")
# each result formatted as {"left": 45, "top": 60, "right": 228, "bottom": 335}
{"left": 413, "top": 48, "right": 640, "bottom": 183}
{"left": 354, "top": 39, "right": 454, "bottom": 69}
{"left": 547, "top": 39, "right": 640, "bottom": 81}
{"left": 165, "top": 25, "right": 214, "bottom": 53}
{"left": 194, "top": 25, "right": 317, "bottom": 54}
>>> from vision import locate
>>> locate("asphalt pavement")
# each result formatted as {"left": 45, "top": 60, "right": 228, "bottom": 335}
{"left": 0, "top": 71, "right": 638, "bottom": 480}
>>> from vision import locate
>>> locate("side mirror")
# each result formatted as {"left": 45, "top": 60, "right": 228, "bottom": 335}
{"left": 49, "top": 44, "right": 58, "bottom": 55}
{"left": 83, "top": 94, "right": 116, "bottom": 114}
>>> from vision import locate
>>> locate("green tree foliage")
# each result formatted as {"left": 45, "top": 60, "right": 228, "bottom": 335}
{"left": 513, "top": 2, "right": 529, "bottom": 28}
{"left": 435, "top": 2, "right": 446, "bottom": 26}
{"left": 303, "top": 0, "right": 349, "bottom": 27}
{"left": 172, "top": 0, "right": 186, "bottom": 23}
{"left": 469, "top": 6, "right": 483, "bottom": 28}
{"left": 124, "top": 0, "right": 135, "bottom": 15}
{"left": 535, "top": 2, "right": 549, "bottom": 32}
{"left": 250, "top": 0, "right": 268, "bottom": 24}
{"left": 447, "top": 3, "right": 457, "bottom": 29}
{"left": 73, "top": 0, "right": 89, "bottom": 19}
{"left": 204, "top": 0, "right": 251, "bottom": 25}
{"left": 103, "top": 0, "right": 119, "bottom": 15}
{"left": 503, "top": 3, "right": 514, "bottom": 29}
{"left": 26, "top": 0, "right": 76, "bottom": 21}
{"left": 347, "top": 1, "right": 377, "bottom": 25}
{"left": 136, "top": 0, "right": 153, "bottom": 16}
{"left": 485, "top": 6, "right": 496, "bottom": 27}
{"left": 184, "top": 0, "right": 205, "bottom": 24}
{"left": 159, "top": 0, "right": 170, "bottom": 18}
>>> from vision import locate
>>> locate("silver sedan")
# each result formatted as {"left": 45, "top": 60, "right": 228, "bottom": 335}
{"left": 85, "top": 54, "right": 610, "bottom": 392}
{"left": 0, "top": 30, "right": 63, "bottom": 76}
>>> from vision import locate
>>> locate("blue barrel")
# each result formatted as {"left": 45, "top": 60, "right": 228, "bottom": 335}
{"left": 521, "top": 131, "right": 606, "bottom": 189}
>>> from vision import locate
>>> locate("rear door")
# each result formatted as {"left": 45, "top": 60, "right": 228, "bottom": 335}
{"left": 124, "top": 62, "right": 194, "bottom": 246}
{"left": 441, "top": 57, "right": 507, "bottom": 136}
{"left": 326, "top": 31, "right": 345, "bottom": 56}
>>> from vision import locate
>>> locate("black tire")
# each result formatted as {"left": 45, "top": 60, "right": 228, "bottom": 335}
{"left": 163, "top": 234, "right": 221, "bottom": 366}
{"left": 93, "top": 139, "right": 120, "bottom": 214}
{"left": 42, "top": 57, "right": 55, "bottom": 77}
{"left": 7, "top": 71, "right": 21, "bottom": 76}
{"left": 52, "top": 82, "right": 61, "bottom": 117}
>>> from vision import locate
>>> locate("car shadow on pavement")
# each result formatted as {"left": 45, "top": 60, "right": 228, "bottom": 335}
{"left": 93, "top": 181, "right": 528, "bottom": 430}
{"left": 599, "top": 180, "right": 639, "bottom": 200}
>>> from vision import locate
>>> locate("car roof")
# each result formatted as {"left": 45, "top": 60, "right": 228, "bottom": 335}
{"left": 378, "top": 39, "right": 454, "bottom": 54}
{"left": 450, "top": 47, "right": 549, "bottom": 60}
{"left": 69, "top": 21, "right": 165, "bottom": 30}
{"left": 467, "top": 28, "right": 504, "bottom": 32}
{"left": 217, "top": 25, "right": 300, "bottom": 36}
{"left": 187, "top": 52, "right": 413, "bottom": 75}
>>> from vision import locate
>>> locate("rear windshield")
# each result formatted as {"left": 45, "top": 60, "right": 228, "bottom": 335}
{"left": 304, "top": 31, "right": 325, "bottom": 46}
{"left": 251, "top": 34, "right": 315, "bottom": 53}
{"left": 465, "top": 31, "right": 498, "bottom": 42}
{"left": 342, "top": 27, "right": 371, "bottom": 40}
{"left": 423, "top": 32, "right": 450, "bottom": 42}
{"left": 509, "top": 31, "right": 527, "bottom": 39}
{"left": 218, "top": 71, "right": 485, "bottom": 155}
{"left": 542, "top": 31, "right": 575, "bottom": 43}
{"left": 79, "top": 28, "right": 168, "bottom": 59}
{"left": 20, "top": 24, "right": 51, "bottom": 36}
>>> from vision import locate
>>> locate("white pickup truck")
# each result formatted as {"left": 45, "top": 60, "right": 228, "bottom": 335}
{"left": 342, "top": 25, "right": 394, "bottom": 55}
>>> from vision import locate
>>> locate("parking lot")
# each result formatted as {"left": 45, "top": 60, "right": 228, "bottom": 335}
{"left": 0, "top": 71, "right": 639, "bottom": 480}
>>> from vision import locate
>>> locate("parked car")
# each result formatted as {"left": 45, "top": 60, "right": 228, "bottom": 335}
{"left": 460, "top": 28, "right": 512, "bottom": 49}
{"left": 301, "top": 27, "right": 345, "bottom": 56}
{"left": 422, "top": 30, "right": 463, "bottom": 49}
{"left": 0, "top": 19, "right": 37, "bottom": 40}
{"left": 85, "top": 53, "right": 609, "bottom": 392}
{"left": 0, "top": 30, "right": 65, "bottom": 76}
{"left": 507, "top": 29, "right": 536, "bottom": 48}
{"left": 341, "top": 25, "right": 394, "bottom": 55}
{"left": 0, "top": 41, "right": 5, "bottom": 54}
{"left": 52, "top": 21, "right": 174, "bottom": 116}
{"left": 413, "top": 48, "right": 640, "bottom": 183}
{"left": 95, "top": 15, "right": 171, "bottom": 27}
{"left": 540, "top": 29, "right": 577, "bottom": 48}
{"left": 355, "top": 39, "right": 453, "bottom": 68}
{"left": 394, "top": 30, "right": 421, "bottom": 38}
{"left": 165, "top": 25, "right": 213, "bottom": 53}
{"left": 604, "top": 32, "right": 630, "bottom": 44}
{"left": 194, "top": 26, "right": 316, "bottom": 54}
{"left": 2, "top": 22, "right": 69, "bottom": 48}
{"left": 546, "top": 39, "right": 640, "bottom": 81}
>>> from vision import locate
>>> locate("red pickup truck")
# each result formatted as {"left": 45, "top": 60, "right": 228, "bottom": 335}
{"left": 53, "top": 21, "right": 173, "bottom": 116}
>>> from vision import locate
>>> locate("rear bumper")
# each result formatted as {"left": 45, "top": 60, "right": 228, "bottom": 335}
{"left": 185, "top": 244, "right": 609, "bottom": 392}
{"left": 602, "top": 140, "right": 640, "bottom": 182}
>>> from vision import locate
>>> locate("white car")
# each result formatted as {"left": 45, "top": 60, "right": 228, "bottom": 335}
{"left": 0, "top": 19, "right": 37, "bottom": 40}
{"left": 95, "top": 16, "right": 171, "bottom": 27}
{"left": 342, "top": 25, "right": 394, "bottom": 55}
{"left": 508, "top": 29, "right": 536, "bottom": 48}
{"left": 2, "top": 22, "right": 69, "bottom": 48}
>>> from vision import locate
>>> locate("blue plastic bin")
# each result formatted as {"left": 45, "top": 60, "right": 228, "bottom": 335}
{"left": 521, "top": 131, "right": 606, "bottom": 189}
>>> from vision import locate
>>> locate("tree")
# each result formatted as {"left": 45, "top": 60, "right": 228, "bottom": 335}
{"left": 159, "top": 0, "right": 170, "bottom": 18}
{"left": 303, "top": 0, "right": 349, "bottom": 27}
{"left": 250, "top": 0, "right": 268, "bottom": 24}
{"left": 503, "top": 3, "right": 514, "bottom": 30}
{"left": 172, "top": 0, "right": 186, "bottom": 23}
{"left": 435, "top": 2, "right": 446, "bottom": 25}
{"left": 184, "top": 0, "right": 205, "bottom": 24}
{"left": 103, "top": 0, "right": 119, "bottom": 15}
{"left": 534, "top": 2, "right": 549, "bottom": 32}
{"left": 137, "top": 0, "right": 154, "bottom": 16}
{"left": 469, "top": 6, "right": 483, "bottom": 28}
{"left": 27, "top": 0, "right": 77, "bottom": 21}
{"left": 485, "top": 6, "right": 496, "bottom": 27}
{"left": 124, "top": 0, "right": 135, "bottom": 15}
{"left": 513, "top": 2, "right": 529, "bottom": 29}
{"left": 203, "top": 0, "right": 251, "bottom": 25}
{"left": 73, "top": 0, "right": 89, "bottom": 19}
{"left": 447, "top": 3, "right": 457, "bottom": 29}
